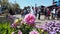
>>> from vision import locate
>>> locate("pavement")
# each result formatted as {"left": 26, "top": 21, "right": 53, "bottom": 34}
{"left": 13, "top": 15, "right": 60, "bottom": 25}
{"left": 0, "top": 15, "right": 60, "bottom": 25}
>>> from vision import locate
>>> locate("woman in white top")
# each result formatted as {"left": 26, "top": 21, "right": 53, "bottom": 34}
{"left": 51, "top": 9, "right": 55, "bottom": 14}
{"left": 51, "top": 8, "right": 56, "bottom": 19}
{"left": 30, "top": 7, "right": 36, "bottom": 15}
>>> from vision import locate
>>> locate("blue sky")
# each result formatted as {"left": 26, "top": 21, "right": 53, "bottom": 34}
{"left": 8, "top": 0, "right": 54, "bottom": 9}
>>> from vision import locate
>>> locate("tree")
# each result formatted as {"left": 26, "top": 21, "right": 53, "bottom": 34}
{"left": 0, "top": 0, "right": 21, "bottom": 14}
{"left": 1, "top": 0, "right": 9, "bottom": 11}
{"left": 14, "top": 3, "right": 20, "bottom": 9}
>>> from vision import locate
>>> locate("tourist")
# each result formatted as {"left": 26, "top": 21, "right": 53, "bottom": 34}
{"left": 9, "top": 9, "right": 15, "bottom": 15}
{"left": 51, "top": 8, "right": 56, "bottom": 20}
{"left": 30, "top": 7, "right": 36, "bottom": 15}
{"left": 40, "top": 6, "right": 45, "bottom": 15}
{"left": 23, "top": 9, "right": 26, "bottom": 15}
{"left": 35, "top": 7, "right": 38, "bottom": 17}
{"left": 57, "top": 8, "right": 60, "bottom": 20}
{"left": 46, "top": 8, "right": 51, "bottom": 20}
{"left": 38, "top": 8, "right": 41, "bottom": 20}
{"left": 23, "top": 7, "right": 28, "bottom": 16}
{"left": 44, "top": 8, "right": 47, "bottom": 19}
{"left": 27, "top": 7, "right": 31, "bottom": 14}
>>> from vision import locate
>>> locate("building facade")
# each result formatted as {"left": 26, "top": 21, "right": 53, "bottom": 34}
{"left": 53, "top": 0, "right": 60, "bottom": 6}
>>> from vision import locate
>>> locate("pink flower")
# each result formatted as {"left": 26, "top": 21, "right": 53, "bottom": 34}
{"left": 11, "top": 23, "right": 17, "bottom": 28}
{"left": 11, "top": 32, "right": 14, "bottom": 34}
{"left": 24, "top": 14, "right": 35, "bottom": 25}
{"left": 29, "top": 30, "right": 39, "bottom": 34}
{"left": 20, "top": 20, "right": 26, "bottom": 25}
{"left": 18, "top": 30, "right": 22, "bottom": 34}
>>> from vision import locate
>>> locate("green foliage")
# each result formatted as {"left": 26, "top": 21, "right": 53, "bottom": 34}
{"left": 0, "top": 21, "right": 14, "bottom": 34}
{"left": 15, "top": 24, "right": 33, "bottom": 34}
{"left": 37, "top": 29, "right": 48, "bottom": 34}
{"left": 0, "top": 21, "right": 49, "bottom": 34}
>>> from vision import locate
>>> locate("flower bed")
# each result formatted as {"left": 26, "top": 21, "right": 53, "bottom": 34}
{"left": 11, "top": 14, "right": 60, "bottom": 34}
{"left": 0, "top": 14, "right": 60, "bottom": 34}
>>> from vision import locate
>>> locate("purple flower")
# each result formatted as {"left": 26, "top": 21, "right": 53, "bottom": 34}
{"left": 55, "top": 23, "right": 60, "bottom": 27}
{"left": 39, "top": 21, "right": 60, "bottom": 33}
{"left": 24, "top": 14, "right": 35, "bottom": 25}
{"left": 56, "top": 27, "right": 60, "bottom": 32}
{"left": 46, "top": 27, "right": 51, "bottom": 31}
{"left": 29, "top": 30, "right": 39, "bottom": 34}
{"left": 49, "top": 31, "right": 57, "bottom": 34}
{"left": 45, "top": 21, "right": 55, "bottom": 27}
{"left": 52, "top": 27, "right": 59, "bottom": 31}
{"left": 18, "top": 30, "right": 22, "bottom": 34}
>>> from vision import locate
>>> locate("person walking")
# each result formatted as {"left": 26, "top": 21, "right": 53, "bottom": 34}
{"left": 30, "top": 7, "right": 36, "bottom": 15}
{"left": 38, "top": 8, "right": 41, "bottom": 20}
{"left": 46, "top": 8, "right": 51, "bottom": 20}
{"left": 9, "top": 9, "right": 15, "bottom": 15}
{"left": 51, "top": 8, "right": 56, "bottom": 20}
{"left": 44, "top": 8, "right": 47, "bottom": 19}
{"left": 47, "top": 8, "right": 51, "bottom": 20}
{"left": 57, "top": 8, "right": 60, "bottom": 20}
{"left": 35, "top": 7, "right": 38, "bottom": 17}
{"left": 27, "top": 7, "right": 31, "bottom": 14}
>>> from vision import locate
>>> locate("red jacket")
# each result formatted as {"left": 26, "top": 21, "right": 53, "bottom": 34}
{"left": 47, "top": 11, "right": 50, "bottom": 15}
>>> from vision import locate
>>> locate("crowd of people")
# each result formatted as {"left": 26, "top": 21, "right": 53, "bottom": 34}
{"left": 7, "top": 5, "right": 60, "bottom": 20}
{"left": 21, "top": 6, "right": 60, "bottom": 20}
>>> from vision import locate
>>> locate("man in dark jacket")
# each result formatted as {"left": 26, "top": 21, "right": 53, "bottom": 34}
{"left": 57, "top": 8, "right": 60, "bottom": 20}
{"left": 38, "top": 8, "right": 41, "bottom": 20}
